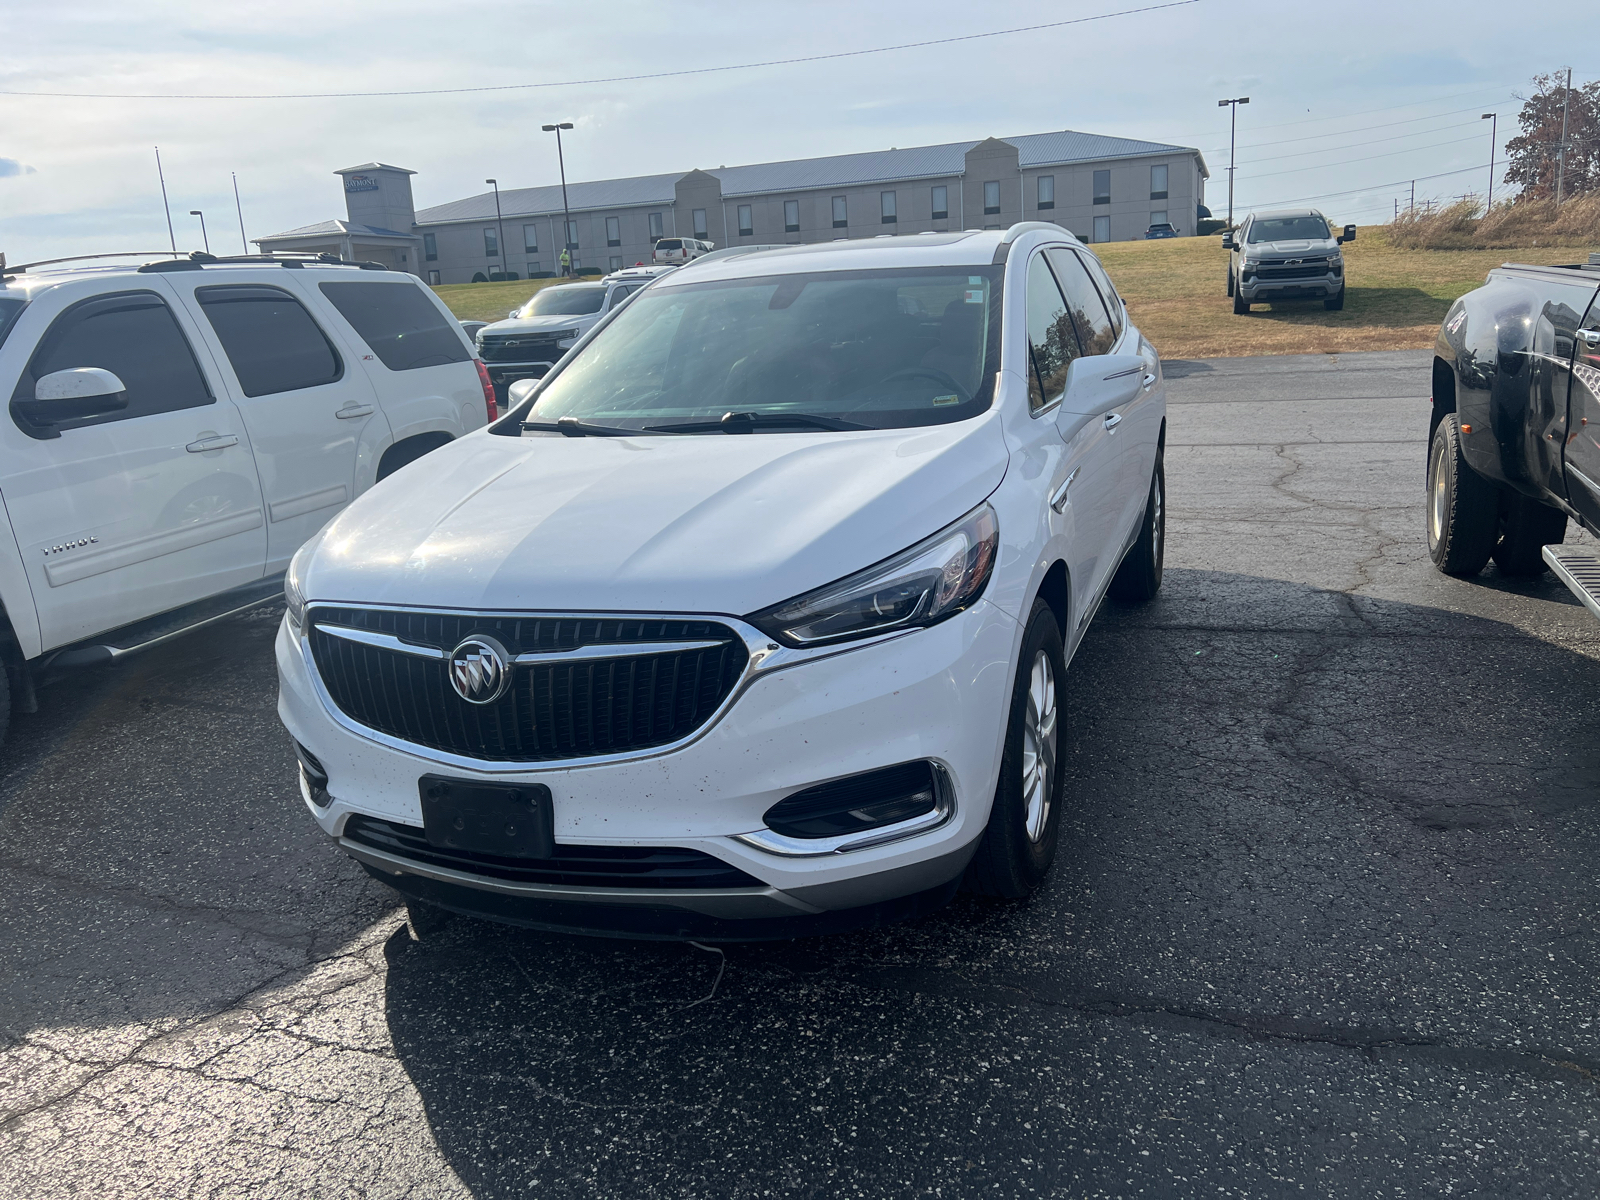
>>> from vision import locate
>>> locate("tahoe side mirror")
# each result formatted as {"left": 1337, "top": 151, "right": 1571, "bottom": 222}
{"left": 15, "top": 367, "right": 129, "bottom": 430}
{"left": 1338, "top": 224, "right": 1357, "bottom": 244}
{"left": 506, "top": 377, "right": 540, "bottom": 407}
{"left": 1221, "top": 233, "right": 1235, "bottom": 250}
{"left": 1054, "top": 354, "right": 1146, "bottom": 440}
{"left": 508, "top": 308, "right": 520, "bottom": 318}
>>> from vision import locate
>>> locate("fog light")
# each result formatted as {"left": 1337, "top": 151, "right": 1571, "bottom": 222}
{"left": 294, "top": 742, "right": 331, "bottom": 808}
{"left": 763, "top": 761, "right": 939, "bottom": 839}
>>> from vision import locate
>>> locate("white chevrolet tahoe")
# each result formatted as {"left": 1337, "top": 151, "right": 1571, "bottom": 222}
{"left": 279, "top": 226, "right": 1168, "bottom": 942}
{"left": 0, "top": 250, "right": 494, "bottom": 743}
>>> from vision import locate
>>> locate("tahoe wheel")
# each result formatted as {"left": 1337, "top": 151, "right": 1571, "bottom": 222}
{"left": 1491, "top": 492, "right": 1567, "bottom": 576}
{"left": 1227, "top": 270, "right": 1235, "bottom": 298}
{"left": 1233, "top": 289, "right": 1250, "bottom": 315}
{"left": 966, "top": 599, "right": 1066, "bottom": 899}
{"left": 1427, "top": 413, "right": 1498, "bottom": 576}
{"left": 1109, "top": 455, "right": 1165, "bottom": 602}
{"left": 1324, "top": 286, "right": 1346, "bottom": 311}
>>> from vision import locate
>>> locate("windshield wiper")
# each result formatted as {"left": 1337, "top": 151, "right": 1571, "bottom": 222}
{"left": 521, "top": 416, "right": 666, "bottom": 437}
{"left": 647, "top": 411, "right": 870, "bottom": 434}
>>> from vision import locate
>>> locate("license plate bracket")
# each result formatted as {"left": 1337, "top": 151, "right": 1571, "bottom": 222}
{"left": 419, "top": 775, "right": 554, "bottom": 860}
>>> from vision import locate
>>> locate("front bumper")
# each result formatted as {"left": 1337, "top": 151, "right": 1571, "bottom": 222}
{"left": 1238, "top": 270, "right": 1343, "bottom": 301}
{"left": 277, "top": 599, "right": 1019, "bottom": 935}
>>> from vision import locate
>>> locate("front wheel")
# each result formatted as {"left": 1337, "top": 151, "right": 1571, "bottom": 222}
{"left": 1233, "top": 289, "right": 1250, "bottom": 314}
{"left": 1324, "top": 286, "right": 1346, "bottom": 311}
{"left": 1427, "top": 413, "right": 1498, "bottom": 575}
{"left": 965, "top": 599, "right": 1066, "bottom": 899}
{"left": 1227, "top": 270, "right": 1235, "bottom": 298}
{"left": 1109, "top": 455, "right": 1165, "bottom": 602}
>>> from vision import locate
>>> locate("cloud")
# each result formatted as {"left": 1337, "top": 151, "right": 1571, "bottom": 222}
{"left": 0, "top": 158, "right": 37, "bottom": 178}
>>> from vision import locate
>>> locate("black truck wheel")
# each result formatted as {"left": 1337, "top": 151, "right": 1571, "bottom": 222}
{"left": 1227, "top": 270, "right": 1235, "bottom": 297}
{"left": 1491, "top": 493, "right": 1567, "bottom": 576}
{"left": 1427, "top": 414, "right": 1498, "bottom": 576}
{"left": 1324, "top": 286, "right": 1345, "bottom": 311}
{"left": 1233, "top": 289, "right": 1250, "bottom": 315}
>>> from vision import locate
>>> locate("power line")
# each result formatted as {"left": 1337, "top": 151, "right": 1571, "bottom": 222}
{"left": 1241, "top": 163, "right": 1487, "bottom": 210}
{"left": 1234, "top": 85, "right": 1516, "bottom": 133}
{"left": 1239, "top": 132, "right": 1488, "bottom": 181}
{"left": 0, "top": 2, "right": 1200, "bottom": 100}
{"left": 1228, "top": 104, "right": 1508, "bottom": 152}
{"left": 1229, "top": 118, "right": 1480, "bottom": 167}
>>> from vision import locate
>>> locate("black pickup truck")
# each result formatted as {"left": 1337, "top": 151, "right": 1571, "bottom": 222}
{"left": 1428, "top": 253, "right": 1600, "bottom": 614}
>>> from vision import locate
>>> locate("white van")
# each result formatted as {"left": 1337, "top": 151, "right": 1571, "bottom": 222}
{"left": 652, "top": 238, "right": 714, "bottom": 266}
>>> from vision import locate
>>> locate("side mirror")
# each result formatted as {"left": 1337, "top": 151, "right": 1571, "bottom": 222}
{"left": 1055, "top": 354, "right": 1145, "bottom": 439}
{"left": 506, "top": 378, "right": 539, "bottom": 407}
{"left": 1221, "top": 233, "right": 1235, "bottom": 250}
{"left": 16, "top": 367, "right": 129, "bottom": 428}
{"left": 1340, "top": 224, "right": 1357, "bottom": 244}
{"left": 508, "top": 308, "right": 520, "bottom": 318}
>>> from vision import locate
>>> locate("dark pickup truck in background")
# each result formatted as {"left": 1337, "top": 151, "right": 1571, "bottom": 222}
{"left": 1428, "top": 253, "right": 1600, "bottom": 614}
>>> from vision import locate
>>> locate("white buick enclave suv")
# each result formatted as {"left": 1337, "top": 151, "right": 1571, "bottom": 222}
{"left": 277, "top": 224, "right": 1167, "bottom": 940}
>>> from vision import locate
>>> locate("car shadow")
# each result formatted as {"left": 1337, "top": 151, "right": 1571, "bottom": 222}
{"left": 378, "top": 567, "right": 1600, "bottom": 1198}
{"left": 1245, "top": 286, "right": 1447, "bottom": 326}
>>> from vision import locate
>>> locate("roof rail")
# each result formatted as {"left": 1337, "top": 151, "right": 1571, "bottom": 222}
{"left": 137, "top": 250, "right": 391, "bottom": 273}
{"left": 3, "top": 250, "right": 184, "bottom": 277}
{"left": 992, "top": 221, "right": 1079, "bottom": 263}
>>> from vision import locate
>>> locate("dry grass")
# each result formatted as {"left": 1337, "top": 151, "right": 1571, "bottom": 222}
{"left": 1095, "top": 226, "right": 1590, "bottom": 360}
{"left": 1388, "top": 195, "right": 1600, "bottom": 250}
{"left": 434, "top": 276, "right": 585, "bottom": 322}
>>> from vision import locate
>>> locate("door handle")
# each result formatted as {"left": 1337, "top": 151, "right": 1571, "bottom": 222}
{"left": 185, "top": 434, "right": 238, "bottom": 453}
{"left": 336, "top": 404, "right": 376, "bottom": 419}
{"left": 1143, "top": 372, "right": 1158, "bottom": 388}
{"left": 1049, "top": 466, "right": 1080, "bottom": 512}
{"left": 1580, "top": 330, "right": 1600, "bottom": 348}
{"left": 1103, "top": 412, "right": 1123, "bottom": 431}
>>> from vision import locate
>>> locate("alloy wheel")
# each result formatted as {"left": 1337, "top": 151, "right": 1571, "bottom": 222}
{"left": 1021, "top": 650, "right": 1058, "bottom": 842}
{"left": 1428, "top": 433, "right": 1449, "bottom": 548}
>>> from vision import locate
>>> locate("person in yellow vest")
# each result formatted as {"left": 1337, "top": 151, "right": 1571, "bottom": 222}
{"left": 559, "top": 248, "right": 571, "bottom": 277}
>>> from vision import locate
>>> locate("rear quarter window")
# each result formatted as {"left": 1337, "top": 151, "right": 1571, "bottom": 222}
{"left": 197, "top": 284, "right": 342, "bottom": 396}
{"left": 317, "top": 280, "right": 471, "bottom": 372}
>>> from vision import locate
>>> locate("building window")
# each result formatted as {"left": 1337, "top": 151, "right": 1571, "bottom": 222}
{"left": 832, "top": 196, "right": 847, "bottom": 228}
{"left": 525, "top": 260, "right": 540, "bottom": 276}
{"left": 1150, "top": 164, "right": 1168, "bottom": 201}
{"left": 565, "top": 220, "right": 579, "bottom": 249}
{"left": 1093, "top": 215, "right": 1110, "bottom": 243}
{"left": 690, "top": 209, "right": 707, "bottom": 239}
{"left": 1037, "top": 175, "right": 1054, "bottom": 210}
{"left": 648, "top": 211, "right": 664, "bottom": 240}
{"left": 737, "top": 205, "right": 753, "bottom": 237}
{"left": 1150, "top": 211, "right": 1168, "bottom": 228}
{"left": 1093, "top": 170, "right": 1111, "bottom": 205}
{"left": 784, "top": 199, "right": 799, "bottom": 233}
{"left": 983, "top": 180, "right": 1000, "bottom": 215}
{"left": 605, "top": 216, "right": 621, "bottom": 247}
{"left": 522, "top": 225, "right": 538, "bottom": 254}
{"left": 931, "top": 186, "right": 948, "bottom": 221}
{"left": 609, "top": 255, "right": 623, "bottom": 271}
{"left": 423, "top": 232, "right": 437, "bottom": 261}
{"left": 879, "top": 190, "right": 897, "bottom": 224}
{"left": 483, "top": 227, "right": 498, "bottom": 257}
{"left": 428, "top": 270, "right": 440, "bottom": 285}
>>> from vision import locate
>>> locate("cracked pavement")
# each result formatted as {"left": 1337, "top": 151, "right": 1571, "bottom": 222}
{"left": 2, "top": 348, "right": 1598, "bottom": 1197}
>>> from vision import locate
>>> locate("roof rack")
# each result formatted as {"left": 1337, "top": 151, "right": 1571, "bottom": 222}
{"left": 0, "top": 249, "right": 393, "bottom": 281}
{"left": 2, "top": 250, "right": 184, "bottom": 277}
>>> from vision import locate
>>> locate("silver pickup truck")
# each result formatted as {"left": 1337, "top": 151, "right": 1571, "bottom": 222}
{"left": 1223, "top": 208, "right": 1356, "bottom": 314}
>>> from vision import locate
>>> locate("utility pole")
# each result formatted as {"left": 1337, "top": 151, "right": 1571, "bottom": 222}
{"left": 542, "top": 123, "right": 575, "bottom": 272}
{"left": 232, "top": 173, "right": 248, "bottom": 254}
{"left": 485, "top": 178, "right": 509, "bottom": 280}
{"left": 189, "top": 210, "right": 210, "bottom": 254}
{"left": 1410, "top": 180, "right": 1416, "bottom": 213}
{"left": 1556, "top": 66, "right": 1572, "bottom": 205}
{"left": 1481, "top": 114, "right": 1497, "bottom": 209}
{"left": 1217, "top": 96, "right": 1249, "bottom": 228}
{"left": 154, "top": 147, "right": 176, "bottom": 255}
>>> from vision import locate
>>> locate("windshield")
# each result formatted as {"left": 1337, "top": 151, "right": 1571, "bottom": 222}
{"left": 517, "top": 286, "right": 606, "bottom": 317}
{"left": 1248, "top": 215, "right": 1331, "bottom": 243}
{"left": 526, "top": 266, "right": 1003, "bottom": 433}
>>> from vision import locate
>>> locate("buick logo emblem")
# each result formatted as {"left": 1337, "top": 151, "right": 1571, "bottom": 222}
{"left": 448, "top": 636, "right": 511, "bottom": 704}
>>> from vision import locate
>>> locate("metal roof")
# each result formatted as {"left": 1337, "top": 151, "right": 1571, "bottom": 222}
{"left": 335, "top": 162, "right": 416, "bottom": 175}
{"left": 256, "top": 219, "right": 416, "bottom": 243}
{"left": 410, "top": 129, "right": 1204, "bottom": 226}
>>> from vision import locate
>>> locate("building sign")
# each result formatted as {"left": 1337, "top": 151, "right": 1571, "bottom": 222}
{"left": 344, "top": 174, "right": 380, "bottom": 193}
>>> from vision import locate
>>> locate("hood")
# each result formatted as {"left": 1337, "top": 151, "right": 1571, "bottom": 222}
{"left": 481, "top": 313, "right": 596, "bottom": 336}
{"left": 304, "top": 415, "right": 1010, "bottom": 617}
{"left": 1247, "top": 238, "right": 1340, "bottom": 258}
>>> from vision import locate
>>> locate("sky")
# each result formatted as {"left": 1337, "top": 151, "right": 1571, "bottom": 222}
{"left": 0, "top": 0, "right": 1573, "bottom": 264}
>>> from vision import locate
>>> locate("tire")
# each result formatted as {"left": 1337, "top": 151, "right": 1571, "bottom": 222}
{"left": 1491, "top": 492, "right": 1567, "bottom": 576}
{"left": 1227, "top": 270, "right": 1235, "bottom": 298}
{"left": 0, "top": 664, "right": 13, "bottom": 752}
{"left": 1109, "top": 453, "right": 1165, "bottom": 602}
{"left": 1233, "top": 289, "right": 1250, "bottom": 314}
{"left": 376, "top": 434, "right": 451, "bottom": 482}
{"left": 404, "top": 897, "right": 455, "bottom": 941}
{"left": 1324, "top": 286, "right": 1345, "bottom": 311}
{"left": 1427, "top": 414, "right": 1499, "bottom": 576}
{"left": 965, "top": 599, "right": 1066, "bottom": 899}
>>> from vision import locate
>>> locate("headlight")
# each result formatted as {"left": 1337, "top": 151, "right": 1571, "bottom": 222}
{"left": 749, "top": 504, "right": 998, "bottom": 647}
{"left": 284, "top": 538, "right": 315, "bottom": 631}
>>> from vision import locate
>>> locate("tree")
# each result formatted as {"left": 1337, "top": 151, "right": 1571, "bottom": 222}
{"left": 1504, "top": 72, "right": 1599, "bottom": 200}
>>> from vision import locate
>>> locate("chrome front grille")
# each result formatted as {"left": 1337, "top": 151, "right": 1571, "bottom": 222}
{"left": 306, "top": 607, "right": 749, "bottom": 762}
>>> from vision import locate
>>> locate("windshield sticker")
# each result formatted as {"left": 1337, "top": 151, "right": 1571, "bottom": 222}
{"left": 932, "top": 394, "right": 960, "bottom": 406}
{"left": 964, "top": 289, "right": 985, "bottom": 304}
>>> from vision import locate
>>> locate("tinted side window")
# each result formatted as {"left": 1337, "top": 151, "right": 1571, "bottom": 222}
{"left": 1025, "top": 254, "right": 1081, "bottom": 412}
{"left": 197, "top": 285, "right": 341, "bottom": 397}
{"left": 1045, "top": 248, "right": 1116, "bottom": 357}
{"left": 1073, "top": 250, "right": 1126, "bottom": 342}
{"left": 0, "top": 297, "right": 26, "bottom": 352}
{"left": 11, "top": 291, "right": 212, "bottom": 434}
{"left": 317, "top": 281, "right": 470, "bottom": 372}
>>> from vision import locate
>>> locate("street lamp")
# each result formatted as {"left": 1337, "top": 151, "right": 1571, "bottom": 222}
{"left": 189, "top": 209, "right": 210, "bottom": 254}
{"left": 1481, "top": 114, "right": 1497, "bottom": 210}
{"left": 485, "top": 178, "right": 509, "bottom": 281}
{"left": 1217, "top": 96, "right": 1249, "bottom": 229}
{"left": 542, "top": 122, "right": 575, "bottom": 275}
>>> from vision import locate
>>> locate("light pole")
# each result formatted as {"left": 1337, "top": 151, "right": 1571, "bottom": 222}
{"left": 233, "top": 173, "right": 249, "bottom": 254}
{"left": 1555, "top": 66, "right": 1572, "bottom": 206}
{"left": 189, "top": 210, "right": 210, "bottom": 254}
{"left": 485, "top": 178, "right": 509, "bottom": 280}
{"left": 1217, "top": 97, "right": 1249, "bottom": 229}
{"left": 1481, "top": 114, "right": 1497, "bottom": 210}
{"left": 542, "top": 122, "right": 575, "bottom": 274}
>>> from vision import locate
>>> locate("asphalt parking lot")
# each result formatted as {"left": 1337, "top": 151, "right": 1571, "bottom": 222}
{"left": 2, "top": 347, "right": 1598, "bottom": 1198}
